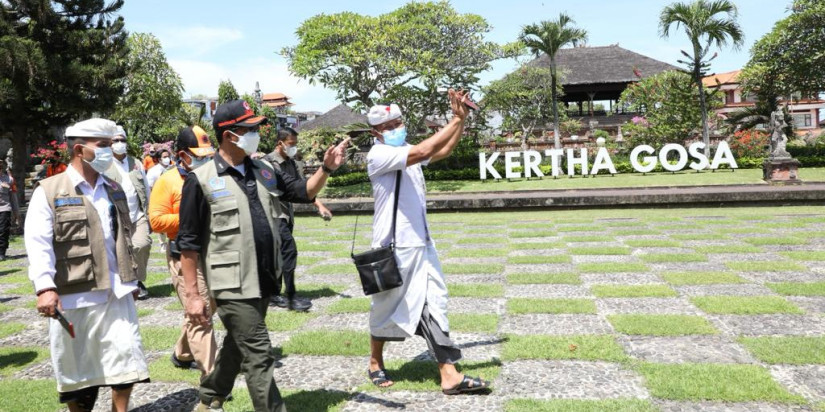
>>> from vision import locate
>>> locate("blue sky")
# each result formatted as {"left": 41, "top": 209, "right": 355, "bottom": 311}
{"left": 120, "top": 0, "right": 790, "bottom": 113}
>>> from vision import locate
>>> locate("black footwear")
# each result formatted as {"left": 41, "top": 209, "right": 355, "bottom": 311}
{"left": 0, "top": 254, "right": 7, "bottom": 261}
{"left": 170, "top": 354, "right": 197, "bottom": 370}
{"left": 137, "top": 281, "right": 149, "bottom": 300}
{"left": 288, "top": 297, "right": 312, "bottom": 312}
{"left": 270, "top": 295, "right": 289, "bottom": 308}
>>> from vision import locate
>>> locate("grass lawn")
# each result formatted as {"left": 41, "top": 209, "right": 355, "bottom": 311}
{"left": 637, "top": 363, "right": 805, "bottom": 403}
{"left": 766, "top": 282, "right": 825, "bottom": 296}
{"left": 639, "top": 253, "right": 707, "bottom": 263}
{"left": 743, "top": 237, "right": 808, "bottom": 246}
{"left": 326, "top": 297, "right": 371, "bottom": 314}
{"left": 509, "top": 229, "right": 557, "bottom": 238}
{"left": 563, "top": 235, "right": 616, "bottom": 243}
{"left": 506, "top": 273, "right": 581, "bottom": 285}
{"left": 505, "top": 399, "right": 657, "bottom": 412}
{"left": 577, "top": 263, "right": 649, "bottom": 273}
{"left": 225, "top": 388, "right": 350, "bottom": 412}
{"left": 148, "top": 358, "right": 201, "bottom": 385}
{"left": 136, "top": 308, "right": 155, "bottom": 318}
{"left": 507, "top": 298, "right": 596, "bottom": 314}
{"left": 510, "top": 241, "right": 565, "bottom": 250}
{"left": 624, "top": 239, "right": 682, "bottom": 248}
{"left": 693, "top": 245, "right": 763, "bottom": 254}
{"left": 568, "top": 247, "right": 631, "bottom": 255}
{"left": 691, "top": 296, "right": 803, "bottom": 315}
{"left": 0, "top": 379, "right": 63, "bottom": 412}
{"left": 358, "top": 359, "right": 501, "bottom": 392}
{"left": 282, "top": 330, "right": 370, "bottom": 356}
{"left": 660, "top": 271, "right": 746, "bottom": 285}
{"left": 448, "top": 284, "right": 504, "bottom": 298}
{"left": 265, "top": 310, "right": 316, "bottom": 332}
{"left": 556, "top": 225, "right": 599, "bottom": 233}
{"left": 738, "top": 336, "right": 825, "bottom": 365}
{"left": 295, "top": 283, "right": 348, "bottom": 299}
{"left": 0, "top": 268, "right": 26, "bottom": 284}
{"left": 608, "top": 314, "right": 717, "bottom": 336}
{"left": 591, "top": 284, "right": 677, "bottom": 298}
{"left": 501, "top": 334, "right": 626, "bottom": 362}
{"left": 670, "top": 233, "right": 724, "bottom": 241}
{"left": 507, "top": 255, "right": 571, "bottom": 264}
{"left": 781, "top": 251, "right": 825, "bottom": 261}
{"left": 0, "top": 322, "right": 25, "bottom": 339}
{"left": 448, "top": 313, "right": 499, "bottom": 333}
{"left": 443, "top": 263, "right": 504, "bottom": 274}
{"left": 0, "top": 346, "right": 50, "bottom": 377}
{"left": 724, "top": 261, "right": 807, "bottom": 272}
{"left": 445, "top": 248, "right": 509, "bottom": 258}
{"left": 307, "top": 263, "right": 355, "bottom": 275}
{"left": 140, "top": 326, "right": 181, "bottom": 351}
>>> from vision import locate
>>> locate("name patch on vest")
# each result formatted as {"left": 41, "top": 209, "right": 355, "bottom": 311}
{"left": 110, "top": 191, "right": 126, "bottom": 201}
{"left": 55, "top": 197, "right": 83, "bottom": 207}
{"left": 209, "top": 177, "right": 226, "bottom": 190}
{"left": 210, "top": 190, "right": 232, "bottom": 200}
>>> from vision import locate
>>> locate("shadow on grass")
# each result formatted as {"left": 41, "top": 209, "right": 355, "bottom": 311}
{"left": 0, "top": 350, "right": 38, "bottom": 371}
{"left": 386, "top": 359, "right": 501, "bottom": 388}
{"left": 130, "top": 388, "right": 198, "bottom": 412}
{"left": 298, "top": 287, "right": 344, "bottom": 300}
{"left": 0, "top": 296, "right": 20, "bottom": 304}
{"left": 147, "top": 283, "right": 174, "bottom": 298}
{"left": 0, "top": 268, "right": 21, "bottom": 278}
{"left": 283, "top": 389, "right": 351, "bottom": 412}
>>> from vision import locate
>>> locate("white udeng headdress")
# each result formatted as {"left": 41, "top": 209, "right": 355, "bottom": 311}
{"left": 65, "top": 118, "right": 117, "bottom": 139}
{"left": 367, "top": 104, "right": 402, "bottom": 126}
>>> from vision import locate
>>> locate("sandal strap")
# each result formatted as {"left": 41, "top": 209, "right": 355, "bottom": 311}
{"left": 458, "top": 375, "right": 485, "bottom": 390}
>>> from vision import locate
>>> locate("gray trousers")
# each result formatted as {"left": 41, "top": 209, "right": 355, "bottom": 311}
{"left": 374, "top": 303, "right": 462, "bottom": 365}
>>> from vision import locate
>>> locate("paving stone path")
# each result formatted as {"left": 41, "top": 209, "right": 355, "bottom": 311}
{"left": 1, "top": 208, "right": 825, "bottom": 411}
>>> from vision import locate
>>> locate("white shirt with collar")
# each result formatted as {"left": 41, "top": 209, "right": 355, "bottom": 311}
{"left": 25, "top": 164, "right": 138, "bottom": 310}
{"left": 367, "top": 141, "right": 431, "bottom": 248}
{"left": 113, "top": 156, "right": 148, "bottom": 223}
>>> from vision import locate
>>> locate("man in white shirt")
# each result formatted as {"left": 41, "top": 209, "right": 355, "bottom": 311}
{"left": 365, "top": 91, "right": 489, "bottom": 395}
{"left": 106, "top": 126, "right": 152, "bottom": 299}
{"left": 146, "top": 148, "right": 172, "bottom": 192}
{"left": 25, "top": 118, "right": 149, "bottom": 412}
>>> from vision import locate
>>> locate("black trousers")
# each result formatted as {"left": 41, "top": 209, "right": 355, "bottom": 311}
{"left": 275, "top": 219, "right": 297, "bottom": 298}
{"left": 0, "top": 211, "right": 11, "bottom": 254}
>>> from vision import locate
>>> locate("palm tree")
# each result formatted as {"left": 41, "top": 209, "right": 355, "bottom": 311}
{"left": 659, "top": 0, "right": 744, "bottom": 156}
{"left": 519, "top": 14, "right": 587, "bottom": 149}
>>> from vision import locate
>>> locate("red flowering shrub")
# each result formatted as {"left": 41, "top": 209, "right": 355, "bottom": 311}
{"left": 31, "top": 140, "right": 69, "bottom": 163}
{"left": 729, "top": 130, "right": 769, "bottom": 159}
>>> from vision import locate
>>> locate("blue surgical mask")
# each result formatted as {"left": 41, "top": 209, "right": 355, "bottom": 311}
{"left": 382, "top": 126, "right": 407, "bottom": 147}
{"left": 82, "top": 145, "right": 114, "bottom": 174}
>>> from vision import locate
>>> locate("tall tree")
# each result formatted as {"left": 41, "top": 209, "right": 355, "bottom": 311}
{"left": 518, "top": 13, "right": 587, "bottom": 149}
{"left": 740, "top": 0, "right": 825, "bottom": 114}
{"left": 659, "top": 0, "right": 744, "bottom": 156}
{"left": 112, "top": 33, "right": 185, "bottom": 149}
{"left": 283, "top": 1, "right": 515, "bottom": 132}
{"left": 483, "top": 66, "right": 556, "bottom": 149}
{"left": 217, "top": 79, "right": 239, "bottom": 104}
{"left": 0, "top": 0, "right": 128, "bottom": 202}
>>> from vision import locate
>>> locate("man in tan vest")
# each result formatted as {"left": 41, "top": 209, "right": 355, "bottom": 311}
{"left": 25, "top": 118, "right": 149, "bottom": 412}
{"left": 106, "top": 125, "right": 152, "bottom": 299}
{"left": 177, "top": 100, "right": 349, "bottom": 412}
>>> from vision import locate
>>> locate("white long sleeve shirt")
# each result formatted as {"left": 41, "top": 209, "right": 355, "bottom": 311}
{"left": 113, "top": 156, "right": 149, "bottom": 223}
{"left": 25, "top": 164, "right": 137, "bottom": 309}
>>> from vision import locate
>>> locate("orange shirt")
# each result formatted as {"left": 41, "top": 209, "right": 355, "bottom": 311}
{"left": 143, "top": 155, "right": 155, "bottom": 171}
{"left": 46, "top": 163, "right": 67, "bottom": 177}
{"left": 148, "top": 167, "right": 184, "bottom": 240}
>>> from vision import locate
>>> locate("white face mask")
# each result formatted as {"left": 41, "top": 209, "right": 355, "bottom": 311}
{"left": 186, "top": 153, "right": 212, "bottom": 170}
{"left": 160, "top": 157, "right": 171, "bottom": 167}
{"left": 82, "top": 145, "right": 114, "bottom": 174}
{"left": 112, "top": 142, "right": 127, "bottom": 155}
{"left": 229, "top": 130, "right": 261, "bottom": 155}
{"left": 284, "top": 144, "right": 298, "bottom": 159}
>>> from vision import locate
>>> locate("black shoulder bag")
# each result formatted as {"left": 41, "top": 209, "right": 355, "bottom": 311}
{"left": 351, "top": 170, "right": 404, "bottom": 295}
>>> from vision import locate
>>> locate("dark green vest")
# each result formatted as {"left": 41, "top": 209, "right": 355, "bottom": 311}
{"left": 194, "top": 159, "right": 284, "bottom": 300}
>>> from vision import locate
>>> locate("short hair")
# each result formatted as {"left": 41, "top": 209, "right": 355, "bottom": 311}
{"left": 276, "top": 127, "right": 298, "bottom": 143}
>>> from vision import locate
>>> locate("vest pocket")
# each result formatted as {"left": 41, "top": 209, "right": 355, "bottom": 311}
{"left": 54, "top": 209, "right": 88, "bottom": 242}
{"left": 211, "top": 200, "right": 240, "bottom": 233}
{"left": 207, "top": 250, "right": 240, "bottom": 290}
{"left": 55, "top": 247, "right": 94, "bottom": 285}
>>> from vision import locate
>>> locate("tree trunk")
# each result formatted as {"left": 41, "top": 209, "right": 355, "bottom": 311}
{"left": 11, "top": 126, "right": 28, "bottom": 209}
{"left": 697, "top": 67, "right": 710, "bottom": 157}
{"left": 551, "top": 59, "right": 561, "bottom": 150}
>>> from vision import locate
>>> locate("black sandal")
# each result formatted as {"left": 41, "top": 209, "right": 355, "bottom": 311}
{"left": 442, "top": 374, "right": 489, "bottom": 395}
{"left": 368, "top": 369, "right": 394, "bottom": 387}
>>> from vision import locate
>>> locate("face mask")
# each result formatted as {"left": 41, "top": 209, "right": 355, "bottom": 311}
{"left": 112, "top": 142, "right": 127, "bottom": 155}
{"left": 229, "top": 130, "right": 261, "bottom": 155}
{"left": 160, "top": 157, "right": 171, "bottom": 167}
{"left": 186, "top": 153, "right": 212, "bottom": 170}
{"left": 382, "top": 126, "right": 407, "bottom": 147}
{"left": 284, "top": 144, "right": 298, "bottom": 158}
{"left": 82, "top": 145, "right": 114, "bottom": 174}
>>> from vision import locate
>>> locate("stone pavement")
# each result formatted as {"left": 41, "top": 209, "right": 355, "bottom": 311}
{"left": 1, "top": 207, "right": 825, "bottom": 411}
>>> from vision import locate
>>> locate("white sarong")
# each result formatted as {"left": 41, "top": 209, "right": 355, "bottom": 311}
{"left": 50, "top": 292, "right": 149, "bottom": 393}
{"left": 369, "top": 242, "right": 450, "bottom": 339}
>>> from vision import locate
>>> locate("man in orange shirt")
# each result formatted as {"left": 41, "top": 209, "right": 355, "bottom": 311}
{"left": 148, "top": 126, "right": 217, "bottom": 377}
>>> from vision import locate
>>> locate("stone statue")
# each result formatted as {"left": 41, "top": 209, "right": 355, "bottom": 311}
{"left": 769, "top": 110, "right": 791, "bottom": 159}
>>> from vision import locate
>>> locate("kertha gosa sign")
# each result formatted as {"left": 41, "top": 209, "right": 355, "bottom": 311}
{"left": 479, "top": 142, "right": 738, "bottom": 180}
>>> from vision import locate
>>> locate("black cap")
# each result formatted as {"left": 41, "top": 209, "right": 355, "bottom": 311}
{"left": 176, "top": 126, "right": 216, "bottom": 157}
{"left": 213, "top": 100, "right": 267, "bottom": 131}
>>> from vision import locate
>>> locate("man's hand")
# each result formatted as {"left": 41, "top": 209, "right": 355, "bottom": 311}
{"left": 37, "top": 290, "right": 61, "bottom": 318}
{"left": 318, "top": 204, "right": 333, "bottom": 220}
{"left": 449, "top": 89, "right": 470, "bottom": 121}
{"left": 322, "top": 137, "right": 351, "bottom": 171}
{"left": 185, "top": 296, "right": 209, "bottom": 326}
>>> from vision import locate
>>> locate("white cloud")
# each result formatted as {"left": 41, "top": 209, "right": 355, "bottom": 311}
{"left": 169, "top": 57, "right": 340, "bottom": 113}
{"left": 156, "top": 26, "right": 244, "bottom": 57}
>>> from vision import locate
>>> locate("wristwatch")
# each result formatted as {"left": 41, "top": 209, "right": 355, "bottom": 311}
{"left": 321, "top": 164, "right": 335, "bottom": 174}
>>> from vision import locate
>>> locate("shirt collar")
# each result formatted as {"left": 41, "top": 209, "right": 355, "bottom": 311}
{"left": 269, "top": 150, "right": 287, "bottom": 164}
{"left": 67, "top": 163, "right": 111, "bottom": 190}
{"left": 214, "top": 152, "right": 256, "bottom": 176}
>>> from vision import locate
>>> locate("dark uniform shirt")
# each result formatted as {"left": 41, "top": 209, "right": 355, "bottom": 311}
{"left": 177, "top": 153, "right": 312, "bottom": 297}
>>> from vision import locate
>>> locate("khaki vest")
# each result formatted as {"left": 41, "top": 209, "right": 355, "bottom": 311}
{"left": 194, "top": 159, "right": 283, "bottom": 300}
{"left": 39, "top": 172, "right": 139, "bottom": 295}
{"left": 104, "top": 156, "right": 148, "bottom": 213}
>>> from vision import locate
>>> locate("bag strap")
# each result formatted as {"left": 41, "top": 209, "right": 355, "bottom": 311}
{"left": 350, "top": 170, "right": 402, "bottom": 256}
